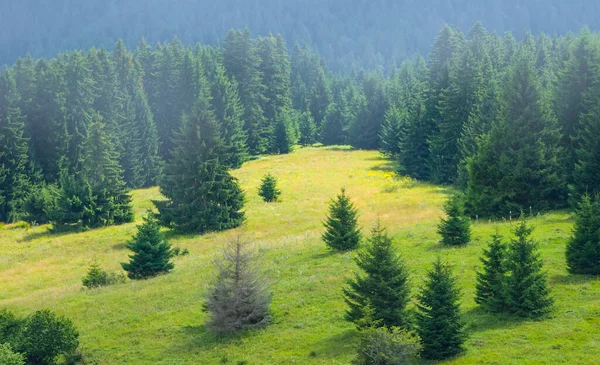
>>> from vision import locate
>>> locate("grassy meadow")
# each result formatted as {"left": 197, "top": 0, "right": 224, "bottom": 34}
{"left": 0, "top": 146, "right": 599, "bottom": 364}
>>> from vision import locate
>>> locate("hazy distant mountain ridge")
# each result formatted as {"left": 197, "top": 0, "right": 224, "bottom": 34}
{"left": 3, "top": 0, "right": 599, "bottom": 70}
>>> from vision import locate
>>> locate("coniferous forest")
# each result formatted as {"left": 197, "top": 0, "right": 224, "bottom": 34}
{"left": 2, "top": 6, "right": 600, "bottom": 364}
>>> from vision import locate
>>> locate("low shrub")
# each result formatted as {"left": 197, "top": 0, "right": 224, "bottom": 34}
{"left": 353, "top": 327, "right": 422, "bottom": 365}
{"left": 0, "top": 343, "right": 25, "bottom": 365}
{"left": 82, "top": 260, "right": 126, "bottom": 289}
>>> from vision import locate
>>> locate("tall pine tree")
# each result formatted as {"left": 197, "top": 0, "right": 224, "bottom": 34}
{"left": 565, "top": 194, "right": 600, "bottom": 275}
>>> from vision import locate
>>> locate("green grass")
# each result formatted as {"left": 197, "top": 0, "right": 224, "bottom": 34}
{"left": 1, "top": 146, "right": 599, "bottom": 364}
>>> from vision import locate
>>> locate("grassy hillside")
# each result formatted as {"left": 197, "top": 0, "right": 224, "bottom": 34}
{"left": 1, "top": 146, "right": 598, "bottom": 364}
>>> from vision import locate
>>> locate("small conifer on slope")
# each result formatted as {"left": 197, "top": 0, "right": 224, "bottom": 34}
{"left": 506, "top": 219, "right": 553, "bottom": 318}
{"left": 258, "top": 173, "right": 281, "bottom": 202}
{"left": 121, "top": 214, "right": 174, "bottom": 279}
{"left": 323, "top": 188, "right": 362, "bottom": 251}
{"left": 438, "top": 194, "right": 471, "bottom": 246}
{"left": 475, "top": 233, "right": 508, "bottom": 312}
{"left": 343, "top": 222, "right": 410, "bottom": 329}
{"left": 566, "top": 194, "right": 600, "bottom": 275}
{"left": 204, "top": 237, "right": 271, "bottom": 335}
{"left": 416, "top": 257, "right": 466, "bottom": 360}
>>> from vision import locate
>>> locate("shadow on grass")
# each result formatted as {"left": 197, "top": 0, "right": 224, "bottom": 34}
{"left": 311, "top": 250, "right": 339, "bottom": 260}
{"left": 309, "top": 329, "right": 357, "bottom": 360}
{"left": 550, "top": 274, "right": 599, "bottom": 285}
{"left": 463, "top": 306, "right": 527, "bottom": 334}
{"left": 112, "top": 242, "right": 128, "bottom": 250}
{"left": 369, "top": 161, "right": 398, "bottom": 173}
{"left": 163, "top": 230, "right": 201, "bottom": 241}
{"left": 324, "top": 146, "right": 355, "bottom": 152}
{"left": 18, "top": 228, "right": 75, "bottom": 242}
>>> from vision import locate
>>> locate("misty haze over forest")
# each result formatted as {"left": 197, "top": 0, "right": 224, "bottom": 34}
{"left": 3, "top": 0, "right": 600, "bottom": 70}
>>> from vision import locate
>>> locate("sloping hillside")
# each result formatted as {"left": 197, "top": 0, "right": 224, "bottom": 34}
{"left": 0, "top": 147, "right": 598, "bottom": 364}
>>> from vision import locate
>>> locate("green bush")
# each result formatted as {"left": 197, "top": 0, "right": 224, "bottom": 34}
{"left": 0, "top": 343, "right": 25, "bottom": 365}
{"left": 353, "top": 327, "right": 422, "bottom": 365}
{"left": 19, "top": 310, "right": 79, "bottom": 365}
{"left": 82, "top": 260, "right": 126, "bottom": 289}
{"left": 0, "top": 309, "right": 22, "bottom": 344}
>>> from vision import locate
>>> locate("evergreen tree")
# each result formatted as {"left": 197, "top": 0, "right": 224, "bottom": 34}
{"left": 47, "top": 167, "right": 96, "bottom": 231}
{"left": 416, "top": 257, "right": 466, "bottom": 360}
{"left": 429, "top": 27, "right": 488, "bottom": 184}
{"left": 154, "top": 95, "right": 245, "bottom": 234}
{"left": 572, "top": 101, "right": 600, "bottom": 198}
{"left": 347, "top": 72, "right": 388, "bottom": 150}
{"left": 223, "top": 29, "right": 268, "bottom": 155}
{"left": 0, "top": 67, "right": 31, "bottom": 222}
{"left": 555, "top": 27, "right": 600, "bottom": 177}
{"left": 204, "top": 237, "right": 271, "bottom": 334}
{"left": 321, "top": 100, "right": 348, "bottom": 146}
{"left": 256, "top": 34, "right": 293, "bottom": 154}
{"left": 565, "top": 194, "right": 600, "bottom": 275}
{"left": 63, "top": 51, "right": 95, "bottom": 170}
{"left": 394, "top": 57, "right": 430, "bottom": 180}
{"left": 271, "top": 112, "right": 294, "bottom": 154}
{"left": 475, "top": 233, "right": 508, "bottom": 312}
{"left": 343, "top": 222, "right": 410, "bottom": 329}
{"left": 423, "top": 25, "right": 464, "bottom": 182}
{"left": 210, "top": 65, "right": 248, "bottom": 168}
{"left": 121, "top": 214, "right": 174, "bottom": 279}
{"left": 83, "top": 119, "right": 134, "bottom": 227}
{"left": 465, "top": 48, "right": 566, "bottom": 217}
{"left": 506, "top": 220, "right": 553, "bottom": 318}
{"left": 322, "top": 188, "right": 362, "bottom": 251}
{"left": 379, "top": 107, "right": 403, "bottom": 158}
{"left": 131, "top": 83, "right": 162, "bottom": 187}
{"left": 29, "top": 59, "right": 68, "bottom": 182}
{"left": 258, "top": 173, "right": 281, "bottom": 202}
{"left": 437, "top": 194, "right": 471, "bottom": 246}
{"left": 297, "top": 110, "right": 317, "bottom": 146}
{"left": 149, "top": 43, "right": 181, "bottom": 160}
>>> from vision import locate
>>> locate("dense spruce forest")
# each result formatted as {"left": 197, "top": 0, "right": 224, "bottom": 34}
{"left": 3, "top": 0, "right": 600, "bottom": 71}
{"left": 2, "top": 23, "right": 600, "bottom": 228}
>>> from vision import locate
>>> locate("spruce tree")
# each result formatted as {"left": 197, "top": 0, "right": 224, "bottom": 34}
{"left": 131, "top": 84, "right": 162, "bottom": 187}
{"left": 83, "top": 119, "right": 134, "bottom": 227}
{"left": 343, "top": 222, "right": 410, "bottom": 329}
{"left": 347, "top": 72, "right": 388, "bottom": 150}
{"left": 0, "top": 67, "right": 31, "bottom": 222}
{"left": 154, "top": 94, "right": 245, "bottom": 234}
{"left": 565, "top": 194, "right": 600, "bottom": 275}
{"left": 555, "top": 27, "right": 600, "bottom": 177}
{"left": 210, "top": 64, "right": 248, "bottom": 168}
{"left": 379, "top": 107, "right": 404, "bottom": 158}
{"left": 271, "top": 113, "right": 294, "bottom": 154}
{"left": 121, "top": 214, "right": 174, "bottom": 279}
{"left": 437, "top": 194, "right": 471, "bottom": 246}
{"left": 297, "top": 110, "right": 317, "bottom": 146}
{"left": 63, "top": 51, "right": 95, "bottom": 171}
{"left": 573, "top": 102, "right": 600, "bottom": 198}
{"left": 47, "top": 167, "right": 96, "bottom": 231}
{"left": 258, "top": 173, "right": 281, "bottom": 202}
{"left": 322, "top": 188, "right": 361, "bottom": 251}
{"left": 506, "top": 220, "right": 553, "bottom": 318}
{"left": 256, "top": 34, "right": 293, "bottom": 154}
{"left": 465, "top": 48, "right": 566, "bottom": 217}
{"left": 475, "top": 233, "right": 508, "bottom": 312}
{"left": 416, "top": 257, "right": 466, "bottom": 360}
{"left": 223, "top": 29, "right": 268, "bottom": 155}
{"left": 29, "top": 59, "right": 68, "bottom": 182}
{"left": 320, "top": 101, "right": 348, "bottom": 146}
{"left": 204, "top": 237, "right": 271, "bottom": 334}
